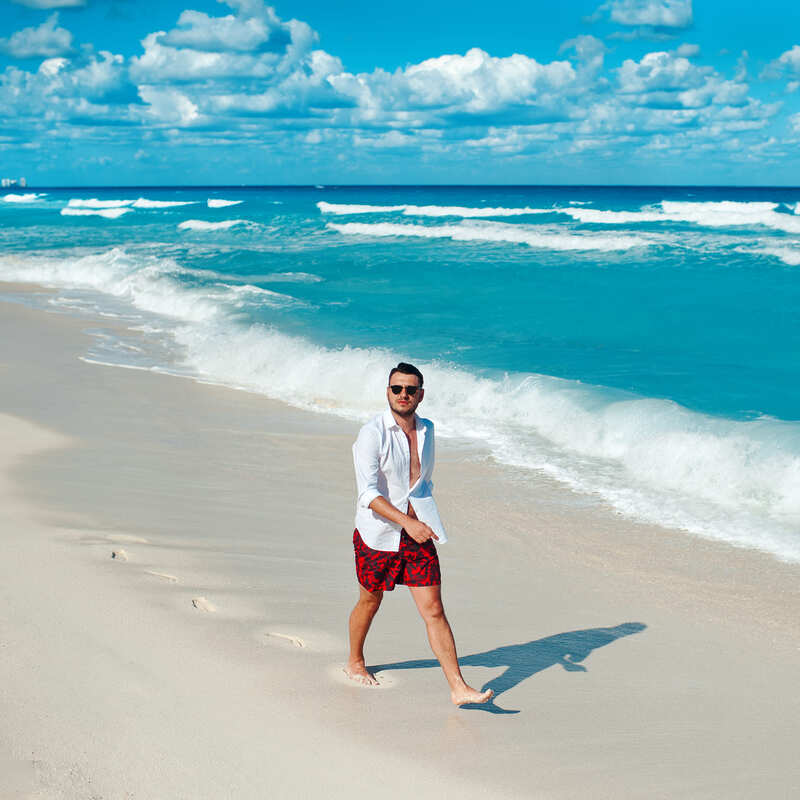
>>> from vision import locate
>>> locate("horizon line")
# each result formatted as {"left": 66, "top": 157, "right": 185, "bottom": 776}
{"left": 12, "top": 183, "right": 800, "bottom": 190}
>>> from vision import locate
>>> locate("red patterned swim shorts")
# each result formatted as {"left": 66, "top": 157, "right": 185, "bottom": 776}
{"left": 353, "top": 528, "right": 441, "bottom": 593}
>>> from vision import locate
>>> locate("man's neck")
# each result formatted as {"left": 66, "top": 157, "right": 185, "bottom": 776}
{"left": 390, "top": 408, "right": 416, "bottom": 434}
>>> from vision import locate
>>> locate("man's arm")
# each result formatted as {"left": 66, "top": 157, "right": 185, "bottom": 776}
{"left": 368, "top": 496, "right": 438, "bottom": 544}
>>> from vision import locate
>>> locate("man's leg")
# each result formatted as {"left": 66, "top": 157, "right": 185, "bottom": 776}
{"left": 346, "top": 584, "right": 384, "bottom": 685}
{"left": 408, "top": 585, "right": 493, "bottom": 705}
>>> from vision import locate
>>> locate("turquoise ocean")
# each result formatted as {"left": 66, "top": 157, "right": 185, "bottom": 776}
{"left": 1, "top": 185, "right": 799, "bottom": 560}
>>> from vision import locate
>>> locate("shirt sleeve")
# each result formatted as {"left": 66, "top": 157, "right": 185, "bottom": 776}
{"left": 426, "top": 419, "right": 435, "bottom": 492}
{"left": 353, "top": 424, "right": 383, "bottom": 510}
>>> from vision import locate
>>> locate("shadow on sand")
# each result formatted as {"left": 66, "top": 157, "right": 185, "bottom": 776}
{"left": 369, "top": 622, "right": 646, "bottom": 714}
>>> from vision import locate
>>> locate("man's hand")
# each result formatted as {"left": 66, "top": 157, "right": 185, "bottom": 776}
{"left": 367, "top": 496, "right": 439, "bottom": 543}
{"left": 404, "top": 518, "right": 438, "bottom": 544}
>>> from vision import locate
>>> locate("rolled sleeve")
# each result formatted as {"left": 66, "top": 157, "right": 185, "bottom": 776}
{"left": 353, "top": 425, "right": 383, "bottom": 510}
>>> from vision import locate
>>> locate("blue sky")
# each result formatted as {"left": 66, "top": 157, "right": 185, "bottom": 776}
{"left": 1, "top": 0, "right": 800, "bottom": 185}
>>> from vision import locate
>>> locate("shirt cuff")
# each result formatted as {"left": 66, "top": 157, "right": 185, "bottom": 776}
{"left": 357, "top": 488, "right": 381, "bottom": 509}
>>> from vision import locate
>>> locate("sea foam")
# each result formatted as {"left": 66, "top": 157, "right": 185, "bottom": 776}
{"left": 133, "top": 198, "right": 198, "bottom": 208}
{"left": 327, "top": 221, "right": 651, "bottom": 252}
{"left": 2, "top": 246, "right": 799, "bottom": 562}
{"left": 60, "top": 207, "right": 133, "bottom": 219}
{"left": 560, "top": 201, "right": 800, "bottom": 234}
{"left": 208, "top": 199, "right": 243, "bottom": 208}
{"left": 752, "top": 245, "right": 800, "bottom": 266}
{"left": 67, "top": 198, "right": 134, "bottom": 208}
{"left": 317, "top": 201, "right": 552, "bottom": 217}
{"left": 2, "top": 193, "right": 45, "bottom": 203}
{"left": 178, "top": 219, "right": 251, "bottom": 231}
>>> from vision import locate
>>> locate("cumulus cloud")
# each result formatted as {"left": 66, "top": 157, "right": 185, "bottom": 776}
{"left": 0, "top": 13, "right": 74, "bottom": 59}
{"left": 129, "top": 1, "right": 316, "bottom": 84}
{"left": 559, "top": 35, "right": 607, "bottom": 74}
{"left": 606, "top": 0, "right": 692, "bottom": 27}
{"left": 761, "top": 45, "right": 800, "bottom": 80}
{"left": 0, "top": 50, "right": 130, "bottom": 126}
{"left": 339, "top": 48, "right": 577, "bottom": 117}
{"left": 591, "top": 0, "right": 692, "bottom": 39}
{"left": 159, "top": 1, "right": 292, "bottom": 53}
{"left": 616, "top": 49, "right": 749, "bottom": 110}
{"left": 11, "top": 0, "right": 86, "bottom": 7}
{"left": 0, "top": 0, "right": 790, "bottom": 175}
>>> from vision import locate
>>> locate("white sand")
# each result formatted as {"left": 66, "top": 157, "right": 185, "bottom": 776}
{"left": 1, "top": 293, "right": 799, "bottom": 798}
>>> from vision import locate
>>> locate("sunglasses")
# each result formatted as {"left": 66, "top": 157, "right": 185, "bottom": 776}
{"left": 389, "top": 384, "right": 420, "bottom": 396}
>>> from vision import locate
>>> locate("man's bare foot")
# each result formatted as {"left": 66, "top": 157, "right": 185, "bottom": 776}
{"left": 451, "top": 686, "right": 494, "bottom": 706}
{"left": 344, "top": 661, "right": 380, "bottom": 686}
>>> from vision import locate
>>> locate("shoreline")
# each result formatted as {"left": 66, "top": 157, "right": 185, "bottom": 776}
{"left": 1, "top": 291, "right": 799, "bottom": 797}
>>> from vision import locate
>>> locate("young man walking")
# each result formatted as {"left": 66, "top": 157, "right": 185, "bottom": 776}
{"left": 346, "top": 362, "right": 493, "bottom": 706}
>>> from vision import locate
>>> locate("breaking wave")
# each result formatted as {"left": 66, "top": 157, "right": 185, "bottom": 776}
{"left": 60, "top": 207, "right": 133, "bottom": 219}
{"left": 208, "top": 199, "right": 244, "bottom": 208}
{"left": 178, "top": 219, "right": 252, "bottom": 231}
{"left": 1, "top": 245, "right": 799, "bottom": 561}
{"left": 327, "top": 220, "right": 651, "bottom": 252}
{"left": 2, "top": 193, "right": 46, "bottom": 203}
{"left": 317, "top": 201, "right": 552, "bottom": 217}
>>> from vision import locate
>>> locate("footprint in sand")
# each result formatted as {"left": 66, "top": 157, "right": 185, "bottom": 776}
{"left": 329, "top": 663, "right": 394, "bottom": 689}
{"left": 192, "top": 596, "right": 216, "bottom": 612}
{"left": 145, "top": 570, "right": 179, "bottom": 583}
{"left": 265, "top": 632, "right": 306, "bottom": 648}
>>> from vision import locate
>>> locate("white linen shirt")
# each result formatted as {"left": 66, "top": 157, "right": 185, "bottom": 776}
{"left": 352, "top": 408, "right": 447, "bottom": 552}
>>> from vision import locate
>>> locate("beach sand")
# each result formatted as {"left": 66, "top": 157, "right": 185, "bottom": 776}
{"left": 1, "top": 289, "right": 799, "bottom": 799}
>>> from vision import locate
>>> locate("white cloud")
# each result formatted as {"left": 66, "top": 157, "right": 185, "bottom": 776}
{"left": 129, "top": 2, "right": 316, "bottom": 84}
{"left": 559, "top": 35, "right": 607, "bottom": 74}
{"left": 761, "top": 45, "right": 800, "bottom": 79}
{"left": 160, "top": 1, "right": 293, "bottom": 53}
{"left": 329, "top": 48, "right": 577, "bottom": 122}
{"left": 675, "top": 43, "right": 699, "bottom": 58}
{"left": 618, "top": 50, "right": 710, "bottom": 93}
{"left": 0, "top": 0, "right": 789, "bottom": 174}
{"left": 0, "top": 50, "right": 128, "bottom": 125}
{"left": 137, "top": 86, "right": 201, "bottom": 125}
{"left": 11, "top": 0, "right": 85, "bottom": 7}
{"left": 606, "top": 0, "right": 693, "bottom": 28}
{"left": 0, "top": 13, "right": 73, "bottom": 59}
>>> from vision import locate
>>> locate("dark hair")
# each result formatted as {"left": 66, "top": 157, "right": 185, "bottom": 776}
{"left": 388, "top": 362, "right": 424, "bottom": 388}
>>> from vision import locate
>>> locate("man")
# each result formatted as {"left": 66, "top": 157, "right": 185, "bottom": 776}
{"left": 346, "top": 362, "right": 493, "bottom": 706}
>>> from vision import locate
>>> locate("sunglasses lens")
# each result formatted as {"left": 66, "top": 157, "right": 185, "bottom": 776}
{"left": 390, "top": 385, "right": 419, "bottom": 396}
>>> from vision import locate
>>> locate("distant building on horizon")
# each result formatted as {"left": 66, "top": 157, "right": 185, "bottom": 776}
{"left": 1, "top": 177, "right": 26, "bottom": 188}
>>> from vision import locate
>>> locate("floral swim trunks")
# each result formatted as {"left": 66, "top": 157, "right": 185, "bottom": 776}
{"left": 353, "top": 528, "right": 441, "bottom": 593}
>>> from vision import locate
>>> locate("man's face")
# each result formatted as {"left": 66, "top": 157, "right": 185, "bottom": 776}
{"left": 387, "top": 372, "right": 424, "bottom": 417}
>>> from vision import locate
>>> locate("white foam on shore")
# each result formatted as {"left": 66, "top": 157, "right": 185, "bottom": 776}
{"left": 327, "top": 221, "right": 650, "bottom": 252}
{"left": 60, "top": 207, "right": 133, "bottom": 219}
{"left": 317, "top": 201, "right": 553, "bottom": 217}
{"left": 208, "top": 199, "right": 243, "bottom": 208}
{"left": 2, "top": 193, "right": 46, "bottom": 203}
{"left": 2, "top": 246, "right": 799, "bottom": 563}
{"left": 178, "top": 219, "right": 251, "bottom": 231}
{"left": 0, "top": 248, "right": 297, "bottom": 322}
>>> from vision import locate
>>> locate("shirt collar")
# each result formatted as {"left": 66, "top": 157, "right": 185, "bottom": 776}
{"left": 383, "top": 407, "right": 422, "bottom": 431}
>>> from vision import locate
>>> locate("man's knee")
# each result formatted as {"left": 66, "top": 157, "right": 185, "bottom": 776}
{"left": 357, "top": 587, "right": 383, "bottom": 610}
{"left": 418, "top": 598, "right": 445, "bottom": 623}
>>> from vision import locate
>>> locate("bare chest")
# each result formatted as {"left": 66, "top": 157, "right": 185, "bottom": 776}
{"left": 405, "top": 428, "right": 421, "bottom": 487}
